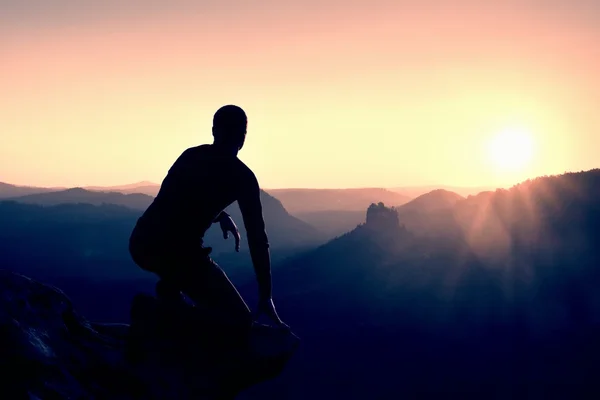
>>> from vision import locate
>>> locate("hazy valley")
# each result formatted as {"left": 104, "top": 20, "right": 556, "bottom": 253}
{"left": 2, "top": 170, "right": 600, "bottom": 398}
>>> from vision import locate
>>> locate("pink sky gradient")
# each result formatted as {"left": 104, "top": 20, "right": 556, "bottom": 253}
{"left": 1, "top": 0, "right": 599, "bottom": 188}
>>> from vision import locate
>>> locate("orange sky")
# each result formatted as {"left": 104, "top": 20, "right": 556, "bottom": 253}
{"left": 1, "top": 0, "right": 599, "bottom": 189}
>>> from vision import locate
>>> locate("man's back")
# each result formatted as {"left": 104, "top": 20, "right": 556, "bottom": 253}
{"left": 128, "top": 104, "right": 287, "bottom": 328}
{"left": 135, "top": 144, "right": 268, "bottom": 251}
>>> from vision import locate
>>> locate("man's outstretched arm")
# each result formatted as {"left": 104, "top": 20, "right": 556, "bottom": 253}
{"left": 238, "top": 171, "right": 287, "bottom": 327}
{"left": 238, "top": 175, "right": 272, "bottom": 300}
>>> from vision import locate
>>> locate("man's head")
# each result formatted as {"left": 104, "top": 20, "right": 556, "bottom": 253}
{"left": 212, "top": 105, "right": 247, "bottom": 153}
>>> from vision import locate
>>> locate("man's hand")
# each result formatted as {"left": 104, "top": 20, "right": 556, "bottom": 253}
{"left": 254, "top": 297, "right": 289, "bottom": 329}
{"left": 218, "top": 213, "right": 241, "bottom": 252}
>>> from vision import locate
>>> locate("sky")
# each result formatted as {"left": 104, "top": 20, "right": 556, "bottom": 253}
{"left": 1, "top": 0, "right": 599, "bottom": 189}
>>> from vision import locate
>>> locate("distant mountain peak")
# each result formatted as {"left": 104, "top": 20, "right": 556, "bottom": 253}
{"left": 64, "top": 187, "right": 91, "bottom": 193}
{"left": 399, "top": 189, "right": 464, "bottom": 213}
{"left": 365, "top": 202, "right": 400, "bottom": 230}
{"left": 0, "top": 182, "right": 62, "bottom": 199}
{"left": 265, "top": 188, "right": 412, "bottom": 214}
{"left": 7, "top": 188, "right": 155, "bottom": 210}
{"left": 84, "top": 182, "right": 160, "bottom": 196}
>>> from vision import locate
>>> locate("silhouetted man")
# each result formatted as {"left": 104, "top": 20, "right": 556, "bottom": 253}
{"left": 129, "top": 105, "right": 286, "bottom": 330}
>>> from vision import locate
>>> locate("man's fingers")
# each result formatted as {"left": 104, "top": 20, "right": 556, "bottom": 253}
{"left": 233, "top": 230, "right": 241, "bottom": 251}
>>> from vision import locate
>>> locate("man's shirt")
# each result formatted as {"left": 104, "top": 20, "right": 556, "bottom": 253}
{"left": 134, "top": 144, "right": 269, "bottom": 252}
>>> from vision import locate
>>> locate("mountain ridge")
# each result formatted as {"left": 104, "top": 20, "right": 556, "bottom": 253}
{"left": 389, "top": 185, "right": 497, "bottom": 198}
{"left": 397, "top": 189, "right": 464, "bottom": 214}
{"left": 266, "top": 187, "right": 412, "bottom": 214}
{"left": 250, "top": 169, "right": 600, "bottom": 399}
{"left": 8, "top": 187, "right": 155, "bottom": 210}
{"left": 0, "top": 182, "right": 65, "bottom": 198}
{"left": 0, "top": 188, "right": 327, "bottom": 281}
{"left": 2, "top": 169, "right": 600, "bottom": 399}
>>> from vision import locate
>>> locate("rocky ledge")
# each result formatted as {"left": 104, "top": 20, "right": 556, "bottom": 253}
{"left": 0, "top": 270, "right": 299, "bottom": 399}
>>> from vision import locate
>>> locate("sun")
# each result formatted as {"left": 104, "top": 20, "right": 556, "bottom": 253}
{"left": 487, "top": 127, "right": 534, "bottom": 171}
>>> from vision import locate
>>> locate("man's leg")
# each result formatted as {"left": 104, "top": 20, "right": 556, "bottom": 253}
{"left": 163, "top": 252, "right": 253, "bottom": 329}
{"left": 129, "top": 232, "right": 187, "bottom": 307}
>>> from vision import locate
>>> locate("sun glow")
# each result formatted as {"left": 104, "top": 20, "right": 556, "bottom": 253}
{"left": 487, "top": 127, "right": 535, "bottom": 172}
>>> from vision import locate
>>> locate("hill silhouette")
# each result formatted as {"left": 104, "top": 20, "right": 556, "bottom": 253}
{"left": 390, "top": 184, "right": 496, "bottom": 198}
{"left": 85, "top": 181, "right": 160, "bottom": 196}
{"left": 388, "top": 189, "right": 466, "bottom": 236}
{"left": 295, "top": 210, "right": 365, "bottom": 240}
{"left": 9, "top": 187, "right": 155, "bottom": 210}
{"left": 69, "top": 183, "right": 414, "bottom": 215}
{"left": 78, "top": 184, "right": 413, "bottom": 214}
{"left": 5, "top": 187, "right": 323, "bottom": 253}
{"left": 398, "top": 188, "right": 464, "bottom": 213}
{"left": 2, "top": 170, "right": 600, "bottom": 399}
{"left": 265, "top": 188, "right": 411, "bottom": 214}
{"left": 0, "top": 181, "right": 63, "bottom": 198}
{"left": 0, "top": 194, "right": 325, "bottom": 323}
{"left": 295, "top": 189, "right": 464, "bottom": 240}
{"left": 237, "top": 169, "right": 600, "bottom": 399}
{"left": 0, "top": 188, "right": 325, "bottom": 301}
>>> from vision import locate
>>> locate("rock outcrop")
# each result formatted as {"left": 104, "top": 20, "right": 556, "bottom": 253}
{"left": 0, "top": 270, "right": 299, "bottom": 399}
{"left": 365, "top": 202, "right": 400, "bottom": 231}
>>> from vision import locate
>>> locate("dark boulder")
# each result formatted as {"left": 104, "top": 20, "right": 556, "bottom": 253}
{"left": 0, "top": 270, "right": 299, "bottom": 399}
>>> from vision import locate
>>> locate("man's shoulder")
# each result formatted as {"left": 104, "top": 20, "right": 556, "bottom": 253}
{"left": 234, "top": 156, "right": 251, "bottom": 171}
{"left": 234, "top": 158, "right": 258, "bottom": 182}
{"left": 176, "top": 145, "right": 256, "bottom": 182}
{"left": 183, "top": 144, "right": 210, "bottom": 156}
{"left": 174, "top": 144, "right": 207, "bottom": 161}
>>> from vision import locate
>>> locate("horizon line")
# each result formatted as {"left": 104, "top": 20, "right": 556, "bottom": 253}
{"left": 1, "top": 180, "right": 501, "bottom": 191}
